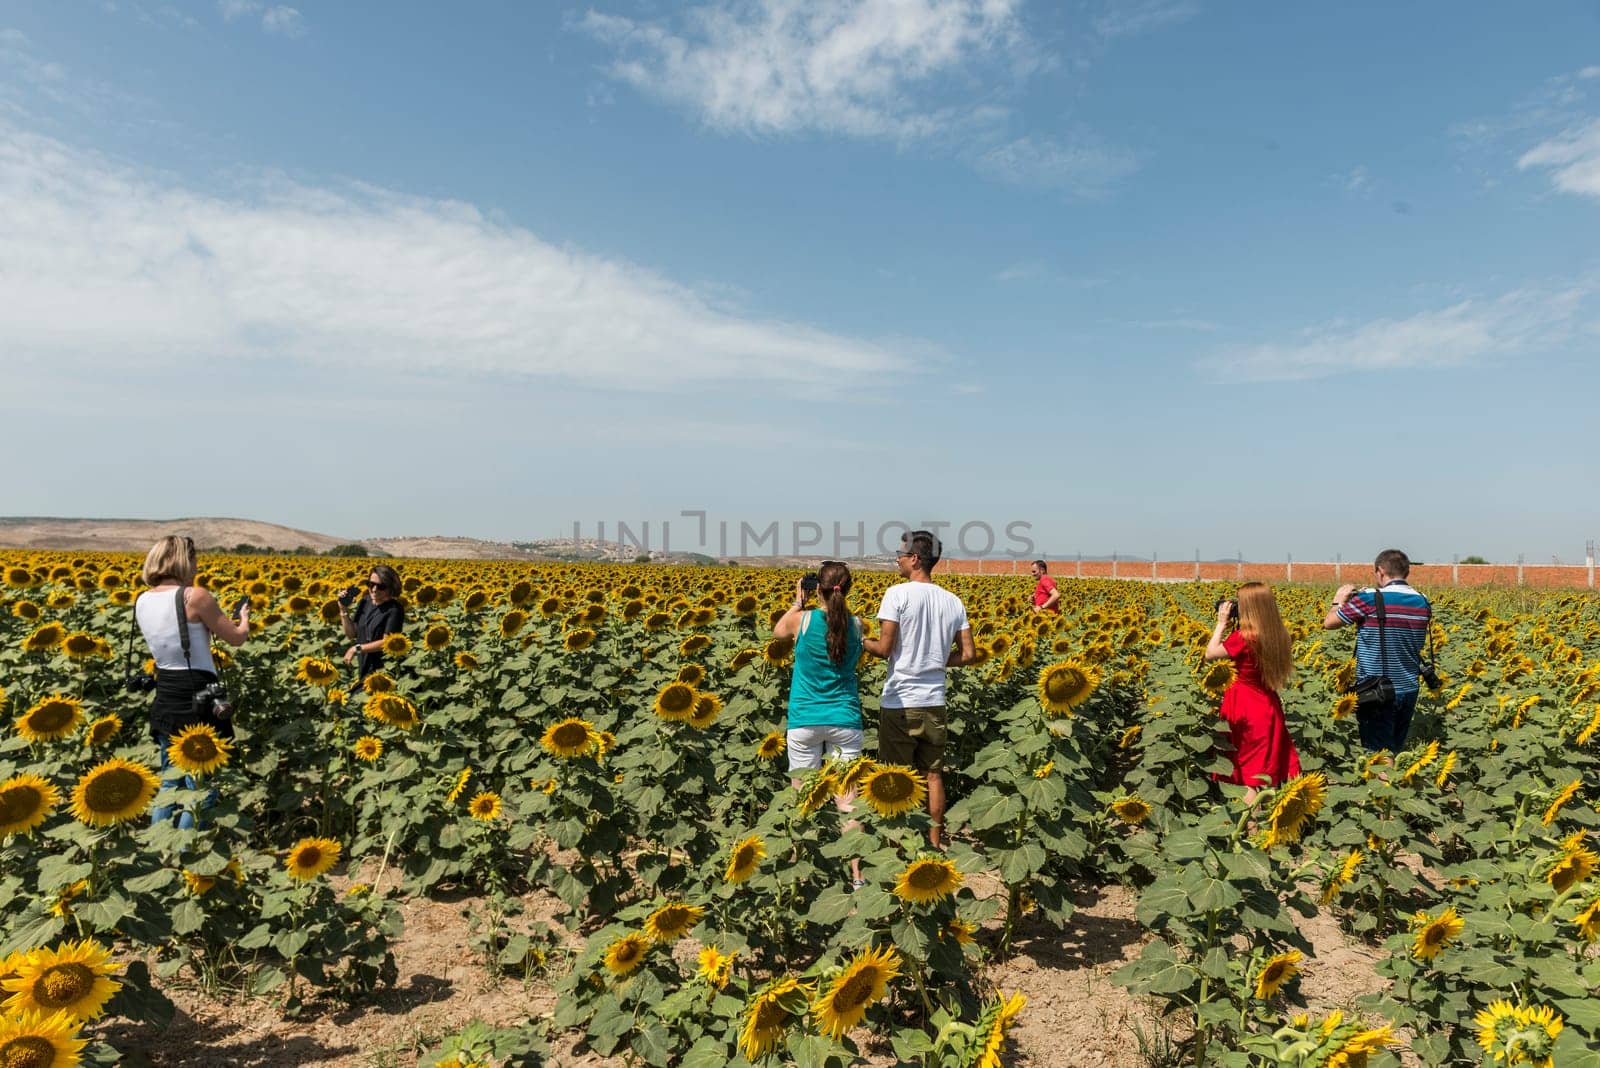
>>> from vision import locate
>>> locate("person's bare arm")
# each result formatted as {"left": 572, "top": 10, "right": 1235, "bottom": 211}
{"left": 1323, "top": 583, "right": 1356, "bottom": 629}
{"left": 773, "top": 578, "right": 809, "bottom": 640}
{"left": 862, "top": 618, "right": 898, "bottom": 658}
{"left": 946, "top": 627, "right": 976, "bottom": 667}
{"left": 191, "top": 587, "right": 250, "bottom": 646}
{"left": 1039, "top": 586, "right": 1060, "bottom": 612}
{"left": 1204, "top": 601, "right": 1233, "bottom": 660}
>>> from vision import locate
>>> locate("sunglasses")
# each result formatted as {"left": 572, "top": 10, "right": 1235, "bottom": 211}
{"left": 367, "top": 580, "right": 384, "bottom": 589}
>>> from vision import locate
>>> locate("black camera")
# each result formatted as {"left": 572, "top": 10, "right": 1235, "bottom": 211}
{"left": 194, "top": 681, "right": 234, "bottom": 720}
{"left": 337, "top": 585, "right": 361, "bottom": 607}
{"left": 233, "top": 596, "right": 250, "bottom": 615}
{"left": 1420, "top": 665, "right": 1442, "bottom": 690}
{"left": 800, "top": 573, "right": 819, "bottom": 593}
{"left": 124, "top": 671, "right": 157, "bottom": 694}
{"left": 1215, "top": 597, "right": 1238, "bottom": 623}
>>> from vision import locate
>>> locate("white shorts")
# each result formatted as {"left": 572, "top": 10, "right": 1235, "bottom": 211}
{"left": 787, "top": 725, "right": 864, "bottom": 772}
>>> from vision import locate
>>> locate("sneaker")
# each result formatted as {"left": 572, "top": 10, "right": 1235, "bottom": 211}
{"left": 850, "top": 879, "right": 868, "bottom": 892}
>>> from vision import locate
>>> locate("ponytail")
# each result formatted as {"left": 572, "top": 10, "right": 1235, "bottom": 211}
{"left": 816, "top": 561, "right": 854, "bottom": 664}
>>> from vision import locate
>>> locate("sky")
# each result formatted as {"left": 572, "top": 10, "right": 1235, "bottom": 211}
{"left": 1, "top": 1, "right": 1597, "bottom": 564}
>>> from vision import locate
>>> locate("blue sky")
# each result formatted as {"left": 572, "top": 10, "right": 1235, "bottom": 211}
{"left": 1, "top": 1, "right": 1597, "bottom": 563}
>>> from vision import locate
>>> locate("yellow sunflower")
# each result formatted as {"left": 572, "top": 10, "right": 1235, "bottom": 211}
{"left": 1261, "top": 773, "right": 1327, "bottom": 848}
{"left": 739, "top": 976, "right": 809, "bottom": 1061}
{"left": 453, "top": 651, "right": 479, "bottom": 671}
{"left": 837, "top": 756, "right": 879, "bottom": 796}
{"left": 893, "top": 856, "right": 963, "bottom": 905}
{"left": 0, "top": 1009, "right": 88, "bottom": 1068}
{"left": 15, "top": 695, "right": 84, "bottom": 743}
{"left": 812, "top": 944, "right": 901, "bottom": 1039}
{"left": 678, "top": 634, "right": 712, "bottom": 657}
{"left": 1571, "top": 895, "right": 1600, "bottom": 941}
{"left": 423, "top": 623, "right": 452, "bottom": 652}
{"left": 166, "top": 724, "right": 232, "bottom": 777}
{"left": 725, "top": 835, "right": 767, "bottom": 883}
{"left": 1475, "top": 1000, "right": 1562, "bottom": 1068}
{"left": 446, "top": 768, "right": 472, "bottom": 804}
{"left": 688, "top": 692, "right": 724, "bottom": 729}
{"left": 467, "top": 791, "right": 502, "bottom": 821}
{"left": 1410, "top": 906, "right": 1464, "bottom": 961}
{"left": 601, "top": 932, "right": 650, "bottom": 977}
{"left": 761, "top": 637, "right": 794, "bottom": 665}
{"left": 1110, "top": 796, "right": 1151, "bottom": 826}
{"left": 21, "top": 622, "right": 66, "bottom": 653}
{"left": 0, "top": 773, "right": 59, "bottom": 837}
{"left": 676, "top": 663, "right": 706, "bottom": 687}
{"left": 1324, "top": 1021, "right": 1396, "bottom": 1068}
{"left": 1037, "top": 660, "right": 1099, "bottom": 715}
{"left": 362, "top": 670, "right": 396, "bottom": 694}
{"left": 2, "top": 938, "right": 122, "bottom": 1021}
{"left": 973, "top": 992, "right": 1027, "bottom": 1068}
{"left": 859, "top": 765, "right": 927, "bottom": 818}
{"left": 353, "top": 735, "right": 383, "bottom": 762}
{"left": 82, "top": 714, "right": 121, "bottom": 748}
{"left": 797, "top": 768, "right": 839, "bottom": 815}
{"left": 499, "top": 609, "right": 528, "bottom": 637}
{"left": 68, "top": 758, "right": 159, "bottom": 828}
{"left": 1435, "top": 750, "right": 1457, "bottom": 789}
{"left": 295, "top": 656, "right": 340, "bottom": 688}
{"left": 1398, "top": 740, "right": 1439, "bottom": 785}
{"left": 1542, "top": 779, "right": 1583, "bottom": 825}
{"left": 541, "top": 717, "right": 599, "bottom": 759}
{"left": 1118, "top": 724, "right": 1143, "bottom": 748}
{"left": 756, "top": 731, "right": 785, "bottom": 761}
{"left": 49, "top": 881, "right": 90, "bottom": 919}
{"left": 653, "top": 682, "right": 697, "bottom": 722}
{"left": 1320, "top": 849, "right": 1364, "bottom": 904}
{"left": 1548, "top": 834, "right": 1597, "bottom": 894}
{"left": 1253, "top": 949, "right": 1301, "bottom": 999}
{"left": 562, "top": 628, "right": 597, "bottom": 653}
{"left": 1200, "top": 660, "right": 1235, "bottom": 699}
{"left": 284, "top": 837, "right": 341, "bottom": 880}
{"left": 380, "top": 633, "right": 411, "bottom": 657}
{"left": 644, "top": 902, "right": 704, "bottom": 942}
{"left": 59, "top": 632, "right": 102, "bottom": 660}
{"left": 1332, "top": 693, "right": 1357, "bottom": 720}
{"left": 696, "top": 945, "right": 737, "bottom": 989}
{"left": 729, "top": 648, "right": 759, "bottom": 672}
{"left": 365, "top": 692, "right": 419, "bottom": 730}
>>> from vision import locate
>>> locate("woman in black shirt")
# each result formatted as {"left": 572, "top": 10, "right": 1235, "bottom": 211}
{"left": 340, "top": 565, "right": 405, "bottom": 679}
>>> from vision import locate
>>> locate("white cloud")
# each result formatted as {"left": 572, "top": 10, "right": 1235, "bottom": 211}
{"left": 261, "top": 5, "right": 305, "bottom": 38}
{"left": 1518, "top": 118, "right": 1600, "bottom": 199}
{"left": 1092, "top": 0, "right": 1199, "bottom": 41}
{"left": 217, "top": 0, "right": 260, "bottom": 21}
{"left": 1202, "top": 285, "right": 1595, "bottom": 382}
{"left": 578, "top": 0, "right": 1031, "bottom": 140}
{"left": 0, "top": 123, "right": 911, "bottom": 391}
{"left": 974, "top": 131, "right": 1138, "bottom": 196}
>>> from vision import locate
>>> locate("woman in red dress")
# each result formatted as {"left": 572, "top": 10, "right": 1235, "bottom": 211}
{"left": 1205, "top": 582, "right": 1301, "bottom": 797}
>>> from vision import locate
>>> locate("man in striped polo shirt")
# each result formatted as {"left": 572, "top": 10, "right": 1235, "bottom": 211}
{"left": 1323, "top": 549, "right": 1432, "bottom": 752}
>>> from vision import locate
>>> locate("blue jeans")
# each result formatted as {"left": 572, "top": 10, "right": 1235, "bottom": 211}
{"left": 1355, "top": 689, "right": 1418, "bottom": 753}
{"left": 151, "top": 734, "right": 217, "bottom": 830}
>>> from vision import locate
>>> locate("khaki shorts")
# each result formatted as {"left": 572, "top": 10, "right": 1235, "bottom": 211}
{"left": 878, "top": 705, "right": 948, "bottom": 772}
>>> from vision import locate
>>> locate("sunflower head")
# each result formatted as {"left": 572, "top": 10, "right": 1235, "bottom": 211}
{"left": 1253, "top": 949, "right": 1302, "bottom": 999}
{"left": 697, "top": 946, "right": 737, "bottom": 989}
{"left": 284, "top": 837, "right": 342, "bottom": 880}
{"left": 602, "top": 932, "right": 650, "bottom": 977}
{"left": 796, "top": 767, "right": 840, "bottom": 816}
{"left": 83, "top": 714, "right": 122, "bottom": 748}
{"left": 0, "top": 774, "right": 60, "bottom": 838}
{"left": 676, "top": 663, "right": 706, "bottom": 687}
{"left": 1038, "top": 660, "right": 1099, "bottom": 716}
{"left": 1200, "top": 660, "right": 1235, "bottom": 699}
{"left": 1548, "top": 837, "right": 1598, "bottom": 895}
{"left": 1410, "top": 906, "right": 1465, "bottom": 961}
{"left": 729, "top": 648, "right": 759, "bottom": 672}
{"left": 756, "top": 731, "right": 785, "bottom": 761}
{"left": 362, "top": 671, "right": 396, "bottom": 695}
{"left": 812, "top": 944, "right": 901, "bottom": 1039}
{"left": 21, "top": 622, "right": 66, "bottom": 653}
{"left": 1261, "top": 773, "right": 1327, "bottom": 849}
{"left": 1110, "top": 796, "right": 1151, "bottom": 826}
{"left": 423, "top": 623, "right": 453, "bottom": 652}
{"left": 724, "top": 835, "right": 767, "bottom": 884}
{"left": 167, "top": 724, "right": 232, "bottom": 777}
{"left": 15, "top": 695, "right": 84, "bottom": 743}
{"left": 499, "top": 609, "right": 528, "bottom": 638}
{"left": 653, "top": 682, "right": 697, "bottom": 722}
{"left": 739, "top": 976, "right": 810, "bottom": 1062}
{"left": 687, "top": 692, "right": 724, "bottom": 730}
{"left": 678, "top": 634, "right": 711, "bottom": 658}
{"left": 69, "top": 758, "right": 160, "bottom": 828}
{"left": 761, "top": 637, "right": 794, "bottom": 665}
{"left": 380, "top": 633, "right": 411, "bottom": 657}
{"left": 3, "top": 938, "right": 122, "bottom": 1021}
{"left": 467, "top": 791, "right": 502, "bottom": 821}
{"left": 541, "top": 717, "right": 599, "bottom": 759}
{"left": 893, "top": 855, "right": 963, "bottom": 905}
{"left": 366, "top": 692, "right": 419, "bottom": 730}
{"left": 859, "top": 765, "right": 927, "bottom": 819}
{"left": 643, "top": 902, "right": 704, "bottom": 942}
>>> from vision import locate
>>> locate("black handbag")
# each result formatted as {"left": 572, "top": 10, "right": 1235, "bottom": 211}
{"left": 1352, "top": 590, "right": 1396, "bottom": 712}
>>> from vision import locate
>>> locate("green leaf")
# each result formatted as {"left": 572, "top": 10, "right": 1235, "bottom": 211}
{"left": 171, "top": 898, "right": 206, "bottom": 935}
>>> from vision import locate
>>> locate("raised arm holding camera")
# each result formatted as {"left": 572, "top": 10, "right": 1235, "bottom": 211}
{"left": 135, "top": 535, "right": 251, "bottom": 828}
{"left": 339, "top": 565, "right": 405, "bottom": 679}
{"left": 1203, "top": 582, "right": 1300, "bottom": 798}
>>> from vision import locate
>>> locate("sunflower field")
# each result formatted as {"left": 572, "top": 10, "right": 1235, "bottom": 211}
{"left": 1, "top": 551, "right": 1598, "bottom": 1068}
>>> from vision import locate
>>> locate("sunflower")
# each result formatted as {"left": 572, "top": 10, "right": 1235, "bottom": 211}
{"left": 1475, "top": 1000, "right": 1562, "bottom": 1068}
{"left": 601, "top": 932, "right": 650, "bottom": 977}
{"left": 644, "top": 902, "right": 704, "bottom": 942}
{"left": 362, "top": 671, "right": 395, "bottom": 694}
{"left": 1261, "top": 773, "right": 1327, "bottom": 848}
{"left": 1572, "top": 895, "right": 1600, "bottom": 941}
{"left": 943, "top": 917, "right": 978, "bottom": 945}
{"left": 893, "top": 856, "right": 963, "bottom": 905}
{"left": 1118, "top": 724, "right": 1143, "bottom": 748}
{"left": 21, "top": 622, "right": 66, "bottom": 652}
{"left": 10, "top": 600, "right": 41, "bottom": 621}
{"left": 1253, "top": 949, "right": 1301, "bottom": 999}
{"left": 1320, "top": 849, "right": 1364, "bottom": 904}
{"left": 445, "top": 768, "right": 472, "bottom": 804}
{"left": 678, "top": 634, "right": 711, "bottom": 657}
{"left": 15, "top": 696, "right": 84, "bottom": 743}
{"left": 452, "top": 651, "right": 480, "bottom": 671}
{"left": 688, "top": 692, "right": 724, "bottom": 729}
{"left": 1324, "top": 1021, "right": 1396, "bottom": 1068}
{"left": 761, "top": 637, "right": 794, "bottom": 665}
{"left": 183, "top": 870, "right": 217, "bottom": 896}
{"left": 1577, "top": 704, "right": 1600, "bottom": 746}
{"left": 1435, "top": 750, "right": 1458, "bottom": 789}
{"left": 2, "top": 938, "right": 122, "bottom": 1021}
{"left": 498, "top": 609, "right": 528, "bottom": 638}
{"left": 1037, "top": 660, "right": 1099, "bottom": 715}
{"left": 365, "top": 692, "right": 419, "bottom": 730}
{"left": 1110, "top": 796, "right": 1151, "bottom": 826}
{"left": 294, "top": 656, "right": 340, "bottom": 688}
{"left": 59, "top": 632, "right": 100, "bottom": 659}
{"left": 541, "top": 717, "right": 599, "bottom": 759}
{"left": 756, "top": 731, "right": 785, "bottom": 760}
{"left": 642, "top": 611, "right": 671, "bottom": 632}
{"left": 166, "top": 724, "right": 232, "bottom": 777}
{"left": 1548, "top": 835, "right": 1598, "bottom": 894}
{"left": 1332, "top": 693, "right": 1357, "bottom": 720}
{"left": 353, "top": 735, "right": 384, "bottom": 762}
{"left": 653, "top": 682, "right": 697, "bottom": 722}
{"left": 0, "top": 773, "right": 59, "bottom": 837}
{"left": 284, "top": 837, "right": 341, "bottom": 880}
{"left": 49, "top": 881, "right": 89, "bottom": 919}
{"left": 739, "top": 975, "right": 809, "bottom": 1061}
{"left": 676, "top": 663, "right": 706, "bottom": 687}
{"left": 0, "top": 1009, "right": 88, "bottom": 1068}
{"left": 797, "top": 768, "right": 839, "bottom": 815}
{"left": 82, "top": 715, "right": 121, "bottom": 748}
{"left": 467, "top": 791, "right": 502, "bottom": 821}
{"left": 859, "top": 765, "right": 926, "bottom": 818}
{"left": 729, "top": 648, "right": 759, "bottom": 672}
{"left": 973, "top": 991, "right": 1027, "bottom": 1068}
{"left": 1200, "top": 661, "right": 1235, "bottom": 699}
{"left": 68, "top": 758, "right": 159, "bottom": 828}
{"left": 696, "top": 945, "right": 736, "bottom": 989}
{"left": 380, "top": 633, "right": 411, "bottom": 657}
{"left": 1398, "top": 741, "right": 1439, "bottom": 784}
{"left": 1542, "top": 779, "right": 1583, "bottom": 825}
{"left": 420, "top": 623, "right": 452, "bottom": 652}
{"left": 837, "top": 756, "right": 879, "bottom": 796}
{"left": 725, "top": 835, "right": 766, "bottom": 883}
{"left": 1410, "top": 906, "right": 1464, "bottom": 960}
{"left": 812, "top": 944, "right": 901, "bottom": 1039}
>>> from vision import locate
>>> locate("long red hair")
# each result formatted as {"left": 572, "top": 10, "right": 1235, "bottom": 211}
{"left": 1235, "top": 582, "right": 1293, "bottom": 691}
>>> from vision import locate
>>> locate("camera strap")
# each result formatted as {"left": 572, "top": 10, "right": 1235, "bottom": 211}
{"left": 123, "top": 595, "right": 143, "bottom": 677}
{"left": 174, "top": 585, "right": 194, "bottom": 671}
{"left": 1371, "top": 589, "right": 1387, "bottom": 679}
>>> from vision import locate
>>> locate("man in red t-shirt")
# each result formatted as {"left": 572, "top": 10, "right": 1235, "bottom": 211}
{"left": 1030, "top": 560, "right": 1060, "bottom": 613}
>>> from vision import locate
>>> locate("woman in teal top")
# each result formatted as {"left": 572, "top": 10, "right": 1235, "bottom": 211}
{"left": 773, "top": 560, "right": 866, "bottom": 887}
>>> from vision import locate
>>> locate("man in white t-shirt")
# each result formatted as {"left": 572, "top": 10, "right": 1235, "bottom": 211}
{"left": 862, "top": 530, "right": 976, "bottom": 847}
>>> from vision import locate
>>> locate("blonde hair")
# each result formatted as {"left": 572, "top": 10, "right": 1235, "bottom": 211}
{"left": 141, "top": 535, "right": 196, "bottom": 586}
{"left": 1235, "top": 582, "right": 1293, "bottom": 692}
